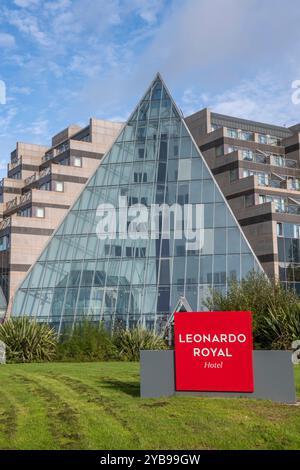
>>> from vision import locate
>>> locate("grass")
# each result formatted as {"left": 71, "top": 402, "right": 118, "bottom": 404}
{"left": 0, "top": 362, "right": 299, "bottom": 450}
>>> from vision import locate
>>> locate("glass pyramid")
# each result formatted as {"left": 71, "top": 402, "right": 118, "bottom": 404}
{"left": 11, "top": 74, "right": 262, "bottom": 332}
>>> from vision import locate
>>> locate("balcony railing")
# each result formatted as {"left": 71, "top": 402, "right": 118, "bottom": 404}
{"left": 284, "top": 159, "right": 297, "bottom": 168}
{"left": 42, "top": 142, "right": 69, "bottom": 162}
{"left": 24, "top": 173, "right": 37, "bottom": 186}
{"left": 240, "top": 150, "right": 297, "bottom": 169}
{"left": 39, "top": 166, "right": 51, "bottom": 178}
{"left": 241, "top": 150, "right": 268, "bottom": 164}
{"left": 9, "top": 157, "right": 22, "bottom": 171}
{"left": 20, "top": 191, "right": 32, "bottom": 205}
{"left": 0, "top": 217, "right": 11, "bottom": 231}
{"left": 276, "top": 204, "right": 300, "bottom": 215}
{"left": 270, "top": 155, "right": 297, "bottom": 168}
{"left": 24, "top": 167, "right": 51, "bottom": 187}
{"left": 6, "top": 197, "right": 18, "bottom": 211}
{"left": 256, "top": 178, "right": 282, "bottom": 189}
{"left": 226, "top": 129, "right": 255, "bottom": 141}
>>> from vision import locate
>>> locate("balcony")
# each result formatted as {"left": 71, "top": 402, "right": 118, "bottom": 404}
{"left": 240, "top": 149, "right": 297, "bottom": 169}
{"left": 42, "top": 142, "right": 70, "bottom": 162}
{"left": 4, "top": 191, "right": 32, "bottom": 213}
{"left": 270, "top": 155, "right": 297, "bottom": 168}
{"left": 24, "top": 173, "right": 37, "bottom": 186}
{"left": 283, "top": 159, "right": 297, "bottom": 168}
{"left": 20, "top": 191, "right": 32, "bottom": 205}
{"left": 241, "top": 150, "right": 267, "bottom": 164}
{"left": 24, "top": 167, "right": 51, "bottom": 188}
{"left": 226, "top": 128, "right": 255, "bottom": 142}
{"left": 6, "top": 197, "right": 18, "bottom": 211}
{"left": 39, "top": 166, "right": 51, "bottom": 178}
{"left": 276, "top": 204, "right": 300, "bottom": 215}
{"left": 0, "top": 217, "right": 11, "bottom": 231}
{"left": 8, "top": 157, "right": 22, "bottom": 172}
{"left": 256, "top": 175, "right": 300, "bottom": 191}
{"left": 256, "top": 177, "right": 281, "bottom": 189}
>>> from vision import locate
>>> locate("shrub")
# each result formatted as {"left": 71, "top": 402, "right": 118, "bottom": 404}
{"left": 205, "top": 271, "right": 300, "bottom": 349}
{"left": 113, "top": 326, "right": 167, "bottom": 361}
{"left": 0, "top": 317, "right": 57, "bottom": 363}
{"left": 57, "top": 321, "right": 117, "bottom": 361}
{"left": 258, "top": 303, "right": 300, "bottom": 349}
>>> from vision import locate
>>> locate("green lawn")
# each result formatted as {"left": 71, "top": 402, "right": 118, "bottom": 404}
{"left": 0, "top": 362, "right": 299, "bottom": 450}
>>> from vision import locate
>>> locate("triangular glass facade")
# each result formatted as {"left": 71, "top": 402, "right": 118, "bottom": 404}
{"left": 11, "top": 74, "right": 262, "bottom": 331}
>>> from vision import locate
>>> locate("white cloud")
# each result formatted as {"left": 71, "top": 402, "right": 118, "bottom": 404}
{"left": 0, "top": 160, "right": 8, "bottom": 171}
{"left": 0, "top": 32, "right": 16, "bottom": 48}
{"left": 10, "top": 86, "right": 32, "bottom": 95}
{"left": 14, "top": 0, "right": 40, "bottom": 8}
{"left": 0, "top": 106, "right": 18, "bottom": 138}
{"left": 44, "top": 0, "right": 71, "bottom": 11}
{"left": 3, "top": 9, "right": 51, "bottom": 46}
{"left": 180, "top": 75, "right": 300, "bottom": 127}
{"left": 14, "top": 118, "right": 50, "bottom": 139}
{"left": 128, "top": 0, "right": 165, "bottom": 24}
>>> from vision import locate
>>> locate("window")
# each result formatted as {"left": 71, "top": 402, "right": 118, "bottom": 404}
{"left": 257, "top": 172, "right": 268, "bottom": 186}
{"left": 226, "top": 145, "right": 238, "bottom": 154}
{"left": 245, "top": 194, "right": 254, "bottom": 207}
{"left": 242, "top": 169, "right": 268, "bottom": 185}
{"left": 134, "top": 172, "right": 147, "bottom": 183}
{"left": 215, "top": 145, "right": 223, "bottom": 157}
{"left": 277, "top": 223, "right": 283, "bottom": 237}
{"left": 115, "top": 246, "right": 122, "bottom": 257}
{"left": 71, "top": 156, "right": 82, "bottom": 167}
{"left": 268, "top": 135, "right": 281, "bottom": 146}
{"left": 294, "top": 225, "right": 300, "bottom": 238}
{"left": 0, "top": 235, "right": 9, "bottom": 251}
{"left": 259, "top": 195, "right": 285, "bottom": 212}
{"left": 227, "top": 128, "right": 238, "bottom": 139}
{"left": 18, "top": 207, "right": 32, "bottom": 217}
{"left": 59, "top": 157, "right": 69, "bottom": 166}
{"left": 240, "top": 131, "right": 254, "bottom": 141}
{"left": 241, "top": 149, "right": 254, "bottom": 161}
{"left": 271, "top": 155, "right": 285, "bottom": 167}
{"left": 35, "top": 207, "right": 45, "bottom": 218}
{"left": 40, "top": 181, "right": 51, "bottom": 191}
{"left": 230, "top": 169, "right": 238, "bottom": 182}
{"left": 242, "top": 169, "right": 251, "bottom": 178}
{"left": 211, "top": 123, "right": 221, "bottom": 132}
{"left": 126, "top": 247, "right": 133, "bottom": 257}
{"left": 288, "top": 178, "right": 300, "bottom": 190}
{"left": 258, "top": 134, "right": 267, "bottom": 144}
{"left": 56, "top": 142, "right": 69, "bottom": 155}
{"left": 53, "top": 181, "right": 64, "bottom": 192}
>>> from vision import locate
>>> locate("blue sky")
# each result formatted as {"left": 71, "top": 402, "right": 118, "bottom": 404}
{"left": 0, "top": 0, "right": 300, "bottom": 178}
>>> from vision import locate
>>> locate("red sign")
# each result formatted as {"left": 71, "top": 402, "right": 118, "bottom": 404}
{"left": 174, "top": 311, "right": 254, "bottom": 392}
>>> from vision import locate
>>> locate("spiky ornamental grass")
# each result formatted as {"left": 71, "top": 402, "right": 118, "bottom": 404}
{"left": 113, "top": 326, "right": 167, "bottom": 361}
{"left": 205, "top": 271, "right": 300, "bottom": 349}
{"left": 0, "top": 317, "right": 57, "bottom": 363}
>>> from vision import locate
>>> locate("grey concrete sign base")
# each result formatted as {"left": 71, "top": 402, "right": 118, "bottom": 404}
{"left": 140, "top": 350, "right": 296, "bottom": 404}
{"left": 0, "top": 341, "right": 6, "bottom": 364}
